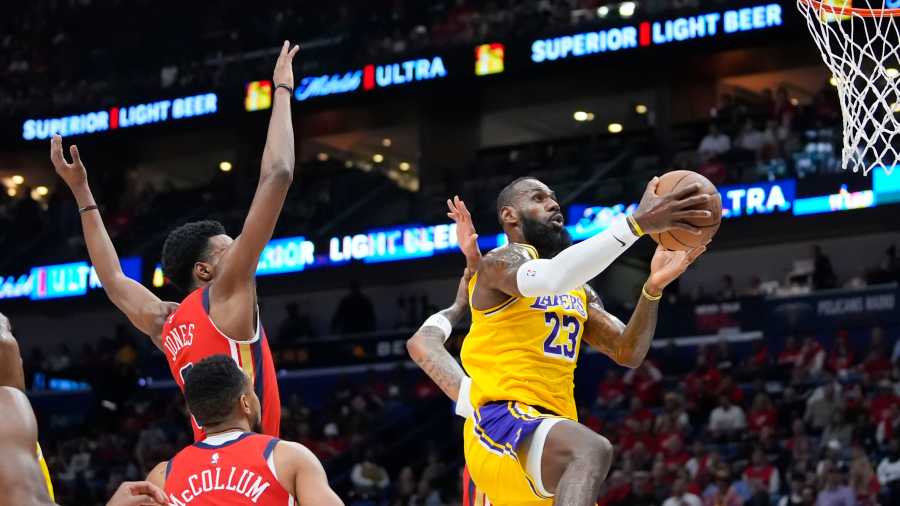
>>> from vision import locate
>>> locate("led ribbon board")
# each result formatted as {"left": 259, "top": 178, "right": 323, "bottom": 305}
{"left": 530, "top": 3, "right": 783, "bottom": 62}
{"left": 294, "top": 57, "right": 447, "bottom": 102}
{"left": 0, "top": 257, "right": 141, "bottom": 300}
{"left": 23, "top": 93, "right": 218, "bottom": 140}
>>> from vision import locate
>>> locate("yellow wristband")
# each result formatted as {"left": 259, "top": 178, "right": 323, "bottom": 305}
{"left": 628, "top": 214, "right": 644, "bottom": 237}
{"left": 642, "top": 283, "right": 662, "bottom": 301}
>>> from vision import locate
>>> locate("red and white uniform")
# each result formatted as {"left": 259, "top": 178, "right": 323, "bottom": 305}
{"left": 162, "top": 287, "right": 281, "bottom": 440}
{"left": 743, "top": 465, "right": 780, "bottom": 495}
{"left": 164, "top": 432, "right": 293, "bottom": 506}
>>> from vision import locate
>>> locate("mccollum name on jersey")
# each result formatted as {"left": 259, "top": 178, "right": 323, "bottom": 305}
{"left": 168, "top": 465, "right": 271, "bottom": 505}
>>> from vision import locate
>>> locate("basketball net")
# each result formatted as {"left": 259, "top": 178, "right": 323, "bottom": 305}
{"left": 797, "top": 0, "right": 899, "bottom": 175}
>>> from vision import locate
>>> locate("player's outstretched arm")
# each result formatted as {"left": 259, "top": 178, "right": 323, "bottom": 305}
{"left": 447, "top": 196, "right": 481, "bottom": 271}
{"left": 214, "top": 42, "right": 297, "bottom": 285}
{"left": 581, "top": 245, "right": 705, "bottom": 368}
{"left": 210, "top": 42, "right": 299, "bottom": 336}
{"left": 0, "top": 387, "right": 57, "bottom": 506}
{"left": 274, "top": 441, "right": 343, "bottom": 506}
{"left": 407, "top": 269, "right": 472, "bottom": 405}
{"left": 478, "top": 178, "right": 711, "bottom": 300}
{"left": 51, "top": 135, "right": 177, "bottom": 348}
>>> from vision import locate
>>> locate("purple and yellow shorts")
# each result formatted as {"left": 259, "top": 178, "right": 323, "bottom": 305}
{"left": 463, "top": 401, "right": 571, "bottom": 506}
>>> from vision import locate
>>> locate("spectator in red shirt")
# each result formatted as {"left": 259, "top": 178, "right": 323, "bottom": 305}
{"left": 626, "top": 361, "right": 663, "bottom": 406}
{"left": 687, "top": 356, "right": 723, "bottom": 397}
{"left": 624, "top": 397, "right": 655, "bottom": 432}
{"left": 741, "top": 338, "right": 771, "bottom": 380}
{"left": 778, "top": 336, "right": 804, "bottom": 370}
{"left": 624, "top": 440, "right": 655, "bottom": 474}
{"left": 871, "top": 379, "right": 900, "bottom": 423}
{"left": 656, "top": 415, "right": 685, "bottom": 458}
{"left": 662, "top": 434, "right": 691, "bottom": 472}
{"left": 863, "top": 348, "right": 893, "bottom": 383}
{"left": 578, "top": 405, "right": 602, "bottom": 434}
{"left": 828, "top": 330, "right": 855, "bottom": 376}
{"left": 597, "top": 470, "right": 630, "bottom": 506}
{"left": 621, "top": 420, "right": 658, "bottom": 454}
{"left": 687, "top": 440, "right": 711, "bottom": 479}
{"left": 717, "top": 375, "right": 745, "bottom": 404}
{"left": 743, "top": 447, "right": 781, "bottom": 495}
{"left": 800, "top": 335, "right": 826, "bottom": 378}
{"left": 747, "top": 394, "right": 778, "bottom": 435}
{"left": 596, "top": 369, "right": 627, "bottom": 410}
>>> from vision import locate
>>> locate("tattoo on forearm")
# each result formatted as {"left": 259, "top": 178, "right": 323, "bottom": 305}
{"left": 581, "top": 285, "right": 658, "bottom": 367}
{"left": 411, "top": 327, "right": 466, "bottom": 399}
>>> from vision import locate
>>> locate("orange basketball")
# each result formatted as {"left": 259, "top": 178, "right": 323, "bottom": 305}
{"left": 649, "top": 170, "right": 722, "bottom": 251}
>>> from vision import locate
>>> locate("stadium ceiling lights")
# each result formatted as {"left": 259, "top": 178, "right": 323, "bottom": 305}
{"left": 635, "top": 104, "right": 648, "bottom": 114}
{"left": 373, "top": 154, "right": 384, "bottom": 163}
{"left": 35, "top": 186, "right": 49, "bottom": 196}
{"left": 7, "top": 188, "right": 16, "bottom": 197}
{"left": 573, "top": 111, "right": 595, "bottom": 121}
{"left": 887, "top": 68, "right": 899, "bottom": 78}
{"left": 619, "top": 2, "right": 636, "bottom": 17}
{"left": 317, "top": 153, "right": 329, "bottom": 161}
{"left": 608, "top": 123, "right": 624, "bottom": 133}
{"left": 399, "top": 162, "right": 411, "bottom": 171}
{"left": 219, "top": 161, "right": 232, "bottom": 172}
{"left": 597, "top": 6, "right": 609, "bottom": 17}
{"left": 12, "top": 175, "right": 24, "bottom": 185}
{"left": 382, "top": 138, "right": 392, "bottom": 147}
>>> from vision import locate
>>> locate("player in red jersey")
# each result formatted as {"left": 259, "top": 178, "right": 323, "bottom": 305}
{"left": 147, "top": 354, "right": 342, "bottom": 506}
{"left": 51, "top": 41, "right": 301, "bottom": 440}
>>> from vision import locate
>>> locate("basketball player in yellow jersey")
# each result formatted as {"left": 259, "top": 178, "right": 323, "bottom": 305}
{"left": 439, "top": 178, "right": 709, "bottom": 506}
{"left": 0, "top": 311, "right": 168, "bottom": 506}
{"left": 0, "top": 311, "right": 55, "bottom": 502}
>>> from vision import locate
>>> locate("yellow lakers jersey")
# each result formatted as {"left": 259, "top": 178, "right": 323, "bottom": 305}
{"left": 461, "top": 244, "right": 587, "bottom": 420}
{"left": 37, "top": 443, "right": 54, "bottom": 501}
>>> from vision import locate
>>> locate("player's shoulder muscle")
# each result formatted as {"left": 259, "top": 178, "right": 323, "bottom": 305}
{"left": 478, "top": 244, "right": 533, "bottom": 284}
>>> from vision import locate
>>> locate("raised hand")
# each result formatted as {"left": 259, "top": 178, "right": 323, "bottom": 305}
{"left": 647, "top": 244, "right": 706, "bottom": 293}
{"left": 447, "top": 196, "right": 481, "bottom": 270}
{"left": 273, "top": 41, "right": 300, "bottom": 90}
{"left": 632, "top": 177, "right": 712, "bottom": 236}
{"left": 50, "top": 134, "right": 88, "bottom": 191}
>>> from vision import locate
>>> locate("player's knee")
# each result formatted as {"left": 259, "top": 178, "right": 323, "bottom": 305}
{"left": 556, "top": 432, "right": 612, "bottom": 467}
{"left": 584, "top": 435, "right": 613, "bottom": 465}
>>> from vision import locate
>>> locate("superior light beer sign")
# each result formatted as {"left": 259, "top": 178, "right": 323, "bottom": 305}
{"left": 22, "top": 93, "right": 219, "bottom": 140}
{"left": 530, "top": 3, "right": 783, "bottom": 62}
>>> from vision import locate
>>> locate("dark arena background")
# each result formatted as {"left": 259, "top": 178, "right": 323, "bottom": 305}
{"left": 1, "top": 0, "right": 900, "bottom": 505}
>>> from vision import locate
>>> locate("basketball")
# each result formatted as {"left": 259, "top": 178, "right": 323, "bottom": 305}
{"left": 650, "top": 170, "right": 722, "bottom": 251}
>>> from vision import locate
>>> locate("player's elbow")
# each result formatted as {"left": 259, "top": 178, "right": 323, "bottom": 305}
{"left": 617, "top": 355, "right": 643, "bottom": 369}
{"left": 406, "top": 334, "right": 423, "bottom": 360}
{"left": 266, "top": 162, "right": 294, "bottom": 184}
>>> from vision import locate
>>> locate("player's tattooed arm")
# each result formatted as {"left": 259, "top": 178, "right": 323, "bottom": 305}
{"left": 581, "top": 244, "right": 706, "bottom": 368}
{"left": 407, "top": 269, "right": 472, "bottom": 401}
{"left": 581, "top": 283, "right": 656, "bottom": 369}
{"left": 474, "top": 244, "right": 534, "bottom": 303}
